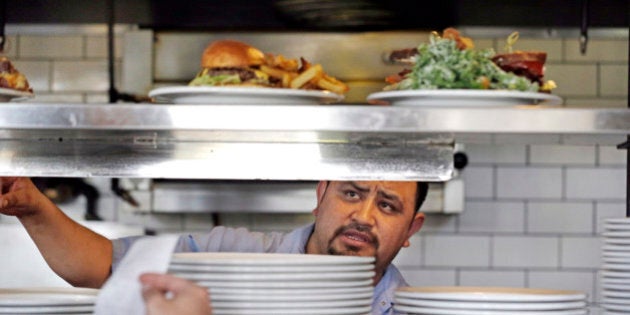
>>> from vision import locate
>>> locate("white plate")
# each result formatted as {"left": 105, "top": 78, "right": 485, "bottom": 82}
{"left": 603, "top": 231, "right": 630, "bottom": 238}
{"left": 212, "top": 290, "right": 373, "bottom": 302}
{"left": 169, "top": 262, "right": 373, "bottom": 273}
{"left": 605, "top": 238, "right": 630, "bottom": 245}
{"left": 605, "top": 225, "right": 630, "bottom": 231}
{"left": 197, "top": 278, "right": 373, "bottom": 289}
{"left": 172, "top": 270, "right": 374, "bottom": 281}
{"left": 395, "top": 287, "right": 586, "bottom": 302}
{"left": 606, "top": 218, "right": 630, "bottom": 225}
{"left": 0, "top": 87, "right": 34, "bottom": 102}
{"left": 601, "top": 283, "right": 630, "bottom": 291}
{"left": 603, "top": 303, "right": 630, "bottom": 312}
{"left": 149, "top": 86, "right": 344, "bottom": 105}
{"left": 366, "top": 89, "right": 562, "bottom": 107}
{"left": 393, "top": 305, "right": 587, "bottom": 315}
{"left": 208, "top": 286, "right": 373, "bottom": 296}
{"left": 394, "top": 297, "right": 586, "bottom": 311}
{"left": 211, "top": 298, "right": 371, "bottom": 309}
{"left": 0, "top": 288, "right": 98, "bottom": 306}
{"left": 603, "top": 257, "right": 630, "bottom": 264}
{"left": 0, "top": 305, "right": 93, "bottom": 313}
{"left": 212, "top": 305, "right": 371, "bottom": 315}
{"left": 602, "top": 277, "right": 630, "bottom": 285}
{"left": 602, "top": 290, "right": 630, "bottom": 298}
{"left": 601, "top": 270, "right": 630, "bottom": 278}
{"left": 603, "top": 245, "right": 630, "bottom": 252}
{"left": 171, "top": 252, "right": 374, "bottom": 266}
{"left": 603, "top": 263, "right": 630, "bottom": 271}
{"left": 603, "top": 251, "right": 630, "bottom": 258}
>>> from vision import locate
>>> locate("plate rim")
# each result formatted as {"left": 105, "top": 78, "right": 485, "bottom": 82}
{"left": 0, "top": 87, "right": 34, "bottom": 101}
{"left": 366, "top": 89, "right": 562, "bottom": 106}
{"left": 148, "top": 85, "right": 344, "bottom": 104}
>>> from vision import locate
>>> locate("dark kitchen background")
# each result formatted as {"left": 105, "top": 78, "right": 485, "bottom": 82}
{"left": 6, "top": 0, "right": 629, "bottom": 30}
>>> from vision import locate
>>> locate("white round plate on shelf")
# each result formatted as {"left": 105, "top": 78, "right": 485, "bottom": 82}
{"left": 366, "top": 89, "right": 562, "bottom": 107}
{"left": 148, "top": 86, "right": 344, "bottom": 105}
{"left": 0, "top": 87, "right": 34, "bottom": 102}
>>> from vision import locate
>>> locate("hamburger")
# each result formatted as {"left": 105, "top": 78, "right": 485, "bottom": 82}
{"left": 189, "top": 40, "right": 277, "bottom": 87}
{"left": 188, "top": 39, "right": 349, "bottom": 95}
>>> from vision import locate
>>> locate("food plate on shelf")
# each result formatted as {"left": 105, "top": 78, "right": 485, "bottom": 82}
{"left": 148, "top": 86, "right": 344, "bottom": 105}
{"left": 0, "top": 87, "right": 34, "bottom": 102}
{"left": 366, "top": 89, "right": 562, "bottom": 107}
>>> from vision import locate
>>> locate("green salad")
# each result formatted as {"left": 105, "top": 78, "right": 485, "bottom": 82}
{"left": 386, "top": 34, "right": 539, "bottom": 92}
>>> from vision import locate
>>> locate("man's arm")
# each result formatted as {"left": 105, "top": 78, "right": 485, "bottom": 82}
{"left": 0, "top": 177, "right": 112, "bottom": 288}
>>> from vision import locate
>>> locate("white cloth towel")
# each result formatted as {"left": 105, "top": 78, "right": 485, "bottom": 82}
{"left": 94, "top": 235, "right": 179, "bottom": 315}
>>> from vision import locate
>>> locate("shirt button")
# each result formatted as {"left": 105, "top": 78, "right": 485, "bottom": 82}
{"left": 381, "top": 301, "right": 386, "bottom": 306}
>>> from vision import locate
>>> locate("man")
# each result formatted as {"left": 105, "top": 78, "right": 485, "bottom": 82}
{"left": 0, "top": 177, "right": 427, "bottom": 315}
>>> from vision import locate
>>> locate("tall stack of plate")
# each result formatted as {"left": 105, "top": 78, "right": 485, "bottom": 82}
{"left": 393, "top": 286, "right": 588, "bottom": 315}
{"left": 600, "top": 217, "right": 630, "bottom": 314}
{"left": 169, "top": 252, "right": 375, "bottom": 315}
{"left": 0, "top": 287, "right": 98, "bottom": 314}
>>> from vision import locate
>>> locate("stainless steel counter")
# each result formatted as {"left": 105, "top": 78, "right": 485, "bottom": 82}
{"left": 0, "top": 104, "right": 627, "bottom": 180}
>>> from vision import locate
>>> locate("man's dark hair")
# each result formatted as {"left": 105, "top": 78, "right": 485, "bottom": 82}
{"left": 414, "top": 182, "right": 429, "bottom": 213}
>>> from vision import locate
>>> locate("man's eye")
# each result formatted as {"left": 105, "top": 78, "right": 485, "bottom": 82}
{"left": 380, "top": 202, "right": 398, "bottom": 213}
{"left": 345, "top": 191, "right": 360, "bottom": 199}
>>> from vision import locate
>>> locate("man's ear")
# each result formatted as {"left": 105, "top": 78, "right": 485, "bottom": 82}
{"left": 312, "top": 181, "right": 329, "bottom": 216}
{"left": 402, "top": 212, "right": 425, "bottom": 248}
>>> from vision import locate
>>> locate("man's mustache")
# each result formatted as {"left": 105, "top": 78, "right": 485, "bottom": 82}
{"left": 332, "top": 222, "right": 379, "bottom": 249}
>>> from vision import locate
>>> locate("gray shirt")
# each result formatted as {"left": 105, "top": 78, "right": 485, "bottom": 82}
{"left": 112, "top": 223, "right": 408, "bottom": 315}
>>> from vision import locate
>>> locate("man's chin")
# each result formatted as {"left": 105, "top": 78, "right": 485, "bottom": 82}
{"left": 328, "top": 246, "right": 375, "bottom": 258}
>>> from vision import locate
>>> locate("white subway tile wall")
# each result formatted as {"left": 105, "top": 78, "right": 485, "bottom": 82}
{"left": 5, "top": 26, "right": 628, "bottom": 310}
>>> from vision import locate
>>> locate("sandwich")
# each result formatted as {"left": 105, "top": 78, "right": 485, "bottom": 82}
{"left": 0, "top": 56, "right": 33, "bottom": 93}
{"left": 189, "top": 39, "right": 274, "bottom": 87}
{"left": 491, "top": 50, "right": 556, "bottom": 92}
{"left": 189, "top": 39, "right": 349, "bottom": 94}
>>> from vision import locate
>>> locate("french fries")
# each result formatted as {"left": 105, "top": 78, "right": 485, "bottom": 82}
{"left": 259, "top": 53, "right": 349, "bottom": 94}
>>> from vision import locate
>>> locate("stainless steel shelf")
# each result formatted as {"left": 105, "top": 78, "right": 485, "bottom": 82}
{"left": 0, "top": 104, "right": 627, "bottom": 180}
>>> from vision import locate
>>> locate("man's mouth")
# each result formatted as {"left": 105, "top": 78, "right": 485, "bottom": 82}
{"left": 335, "top": 227, "right": 378, "bottom": 251}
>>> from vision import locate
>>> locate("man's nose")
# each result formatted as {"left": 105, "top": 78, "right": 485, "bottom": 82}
{"left": 351, "top": 198, "right": 377, "bottom": 225}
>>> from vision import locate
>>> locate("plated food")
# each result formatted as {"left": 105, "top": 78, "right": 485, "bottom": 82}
{"left": 383, "top": 28, "right": 556, "bottom": 93}
{"left": 0, "top": 56, "right": 34, "bottom": 102}
{"left": 189, "top": 39, "right": 349, "bottom": 95}
{"left": 150, "top": 39, "right": 349, "bottom": 105}
{"left": 370, "top": 28, "right": 560, "bottom": 106}
{"left": 0, "top": 56, "right": 33, "bottom": 93}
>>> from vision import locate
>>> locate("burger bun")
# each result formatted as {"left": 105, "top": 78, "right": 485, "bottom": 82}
{"left": 201, "top": 40, "right": 266, "bottom": 68}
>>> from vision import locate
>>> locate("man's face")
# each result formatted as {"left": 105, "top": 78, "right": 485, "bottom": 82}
{"left": 306, "top": 181, "right": 424, "bottom": 276}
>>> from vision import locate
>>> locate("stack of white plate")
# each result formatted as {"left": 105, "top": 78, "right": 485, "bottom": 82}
{"left": 0, "top": 287, "right": 98, "bottom": 314}
{"left": 600, "top": 217, "right": 630, "bottom": 315}
{"left": 393, "top": 286, "right": 588, "bottom": 315}
{"left": 169, "top": 252, "right": 375, "bottom": 315}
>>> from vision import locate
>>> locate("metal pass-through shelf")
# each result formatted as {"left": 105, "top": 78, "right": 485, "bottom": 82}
{"left": 0, "top": 103, "right": 628, "bottom": 181}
